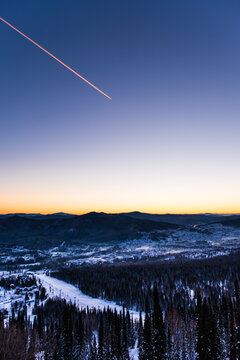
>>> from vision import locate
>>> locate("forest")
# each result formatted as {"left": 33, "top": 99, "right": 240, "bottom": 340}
{"left": 1, "top": 254, "right": 240, "bottom": 359}
{"left": 51, "top": 254, "right": 240, "bottom": 359}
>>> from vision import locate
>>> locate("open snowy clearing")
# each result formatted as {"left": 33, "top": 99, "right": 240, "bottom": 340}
{"left": 36, "top": 273, "right": 140, "bottom": 321}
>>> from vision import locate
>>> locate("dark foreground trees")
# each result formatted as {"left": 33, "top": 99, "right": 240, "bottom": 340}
{"left": 1, "top": 254, "right": 240, "bottom": 359}
{"left": 51, "top": 254, "right": 240, "bottom": 359}
{"left": 1, "top": 284, "right": 239, "bottom": 359}
{"left": 0, "top": 298, "right": 138, "bottom": 360}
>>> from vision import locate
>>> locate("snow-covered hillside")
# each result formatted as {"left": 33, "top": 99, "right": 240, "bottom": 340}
{"left": 1, "top": 223, "right": 240, "bottom": 268}
{"left": 36, "top": 273, "right": 140, "bottom": 320}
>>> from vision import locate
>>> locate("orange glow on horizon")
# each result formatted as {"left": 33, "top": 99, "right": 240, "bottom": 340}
{"left": 0, "top": 16, "right": 112, "bottom": 100}
{"left": 1, "top": 205, "right": 240, "bottom": 215}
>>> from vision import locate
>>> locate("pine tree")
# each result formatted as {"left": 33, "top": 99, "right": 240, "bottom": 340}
{"left": 229, "top": 299, "right": 237, "bottom": 360}
{"left": 142, "top": 297, "right": 152, "bottom": 360}
{"left": 166, "top": 327, "right": 173, "bottom": 360}
{"left": 122, "top": 307, "right": 130, "bottom": 360}
{"left": 235, "top": 279, "right": 240, "bottom": 360}
{"left": 209, "top": 307, "right": 221, "bottom": 360}
{"left": 98, "top": 315, "right": 104, "bottom": 360}
{"left": 196, "top": 297, "right": 211, "bottom": 360}
{"left": 152, "top": 286, "right": 166, "bottom": 360}
{"left": 138, "top": 311, "right": 144, "bottom": 360}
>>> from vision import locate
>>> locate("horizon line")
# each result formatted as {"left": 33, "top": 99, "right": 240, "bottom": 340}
{"left": 1, "top": 210, "right": 240, "bottom": 216}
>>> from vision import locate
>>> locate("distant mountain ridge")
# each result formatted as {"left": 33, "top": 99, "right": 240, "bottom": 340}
{"left": 0, "top": 212, "right": 180, "bottom": 249}
{"left": 0, "top": 211, "right": 239, "bottom": 249}
{"left": 1, "top": 211, "right": 239, "bottom": 223}
{"left": 120, "top": 211, "right": 240, "bottom": 225}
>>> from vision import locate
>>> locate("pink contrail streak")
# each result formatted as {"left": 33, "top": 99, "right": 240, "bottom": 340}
{"left": 0, "top": 16, "right": 112, "bottom": 100}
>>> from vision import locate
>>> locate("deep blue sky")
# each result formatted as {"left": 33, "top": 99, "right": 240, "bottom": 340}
{"left": 1, "top": 0, "right": 240, "bottom": 213}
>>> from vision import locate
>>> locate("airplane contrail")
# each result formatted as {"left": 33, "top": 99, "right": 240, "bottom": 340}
{"left": 0, "top": 16, "right": 112, "bottom": 100}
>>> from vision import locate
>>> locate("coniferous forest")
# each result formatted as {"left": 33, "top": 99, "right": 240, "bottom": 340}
{"left": 51, "top": 254, "right": 240, "bottom": 359}
{"left": 1, "top": 254, "right": 240, "bottom": 359}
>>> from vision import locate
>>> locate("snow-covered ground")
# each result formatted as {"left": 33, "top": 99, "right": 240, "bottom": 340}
{"left": 0, "top": 271, "right": 141, "bottom": 323}
{"left": 36, "top": 273, "right": 140, "bottom": 321}
{"left": 1, "top": 224, "right": 240, "bottom": 268}
{"left": 129, "top": 344, "right": 139, "bottom": 360}
{"left": 0, "top": 279, "right": 38, "bottom": 324}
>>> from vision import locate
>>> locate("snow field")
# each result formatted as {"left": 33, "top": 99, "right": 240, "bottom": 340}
{"left": 35, "top": 273, "right": 141, "bottom": 321}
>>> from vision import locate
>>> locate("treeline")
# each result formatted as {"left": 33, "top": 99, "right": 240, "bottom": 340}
{"left": 52, "top": 254, "right": 240, "bottom": 311}
{"left": 51, "top": 255, "right": 240, "bottom": 311}
{"left": 1, "top": 285, "right": 240, "bottom": 359}
{"left": 0, "top": 297, "right": 137, "bottom": 360}
{"left": 0, "top": 274, "right": 36, "bottom": 290}
{"left": 50, "top": 254, "right": 240, "bottom": 359}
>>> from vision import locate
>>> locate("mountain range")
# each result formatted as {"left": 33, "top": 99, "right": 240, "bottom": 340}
{"left": 0, "top": 211, "right": 240, "bottom": 249}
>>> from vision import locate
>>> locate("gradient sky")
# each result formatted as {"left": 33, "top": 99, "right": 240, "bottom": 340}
{"left": 1, "top": 0, "right": 240, "bottom": 214}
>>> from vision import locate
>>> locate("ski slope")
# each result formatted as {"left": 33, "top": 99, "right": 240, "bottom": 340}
{"left": 36, "top": 273, "right": 140, "bottom": 321}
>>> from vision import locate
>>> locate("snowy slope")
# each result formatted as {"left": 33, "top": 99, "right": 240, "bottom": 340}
{"left": 36, "top": 273, "right": 140, "bottom": 321}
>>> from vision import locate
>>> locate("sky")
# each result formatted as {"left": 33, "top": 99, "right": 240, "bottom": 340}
{"left": 1, "top": 0, "right": 240, "bottom": 214}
